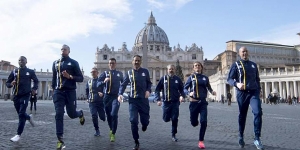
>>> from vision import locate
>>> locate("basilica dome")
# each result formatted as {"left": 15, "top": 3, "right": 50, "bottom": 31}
{"left": 134, "top": 12, "right": 169, "bottom": 46}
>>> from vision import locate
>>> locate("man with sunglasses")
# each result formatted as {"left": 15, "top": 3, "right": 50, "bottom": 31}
{"left": 97, "top": 58, "right": 123, "bottom": 142}
{"left": 52, "top": 44, "right": 84, "bottom": 150}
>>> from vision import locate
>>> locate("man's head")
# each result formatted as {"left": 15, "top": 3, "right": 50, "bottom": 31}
{"left": 18, "top": 56, "right": 27, "bottom": 68}
{"left": 239, "top": 47, "right": 249, "bottom": 60}
{"left": 167, "top": 64, "right": 175, "bottom": 76}
{"left": 132, "top": 55, "right": 142, "bottom": 69}
{"left": 192, "top": 61, "right": 203, "bottom": 73}
{"left": 61, "top": 44, "right": 70, "bottom": 57}
{"left": 108, "top": 58, "right": 116, "bottom": 70}
{"left": 90, "top": 67, "right": 99, "bottom": 78}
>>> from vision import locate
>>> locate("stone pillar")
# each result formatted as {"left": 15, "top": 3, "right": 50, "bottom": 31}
{"left": 160, "top": 68, "right": 163, "bottom": 78}
{"left": 38, "top": 81, "right": 42, "bottom": 98}
{"left": 152, "top": 68, "right": 156, "bottom": 86}
{"left": 223, "top": 82, "right": 226, "bottom": 97}
{"left": 286, "top": 81, "right": 290, "bottom": 97}
{"left": 0, "top": 79, "right": 3, "bottom": 98}
{"left": 44, "top": 81, "right": 48, "bottom": 100}
{"left": 233, "top": 87, "right": 236, "bottom": 102}
{"left": 264, "top": 82, "right": 268, "bottom": 103}
{"left": 293, "top": 81, "right": 297, "bottom": 97}
{"left": 271, "top": 82, "right": 275, "bottom": 93}
{"left": 279, "top": 81, "right": 283, "bottom": 98}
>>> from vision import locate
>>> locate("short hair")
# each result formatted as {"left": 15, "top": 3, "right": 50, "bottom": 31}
{"left": 20, "top": 56, "right": 27, "bottom": 60}
{"left": 91, "top": 67, "right": 98, "bottom": 72}
{"left": 109, "top": 58, "right": 116, "bottom": 62}
{"left": 167, "top": 64, "right": 175, "bottom": 69}
{"left": 133, "top": 55, "right": 142, "bottom": 60}
{"left": 62, "top": 44, "right": 70, "bottom": 50}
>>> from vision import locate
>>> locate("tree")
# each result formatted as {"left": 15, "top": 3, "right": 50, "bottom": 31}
{"left": 175, "top": 59, "right": 184, "bottom": 83}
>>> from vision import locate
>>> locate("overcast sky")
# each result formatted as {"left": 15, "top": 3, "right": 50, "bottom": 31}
{"left": 1, "top": 0, "right": 300, "bottom": 75}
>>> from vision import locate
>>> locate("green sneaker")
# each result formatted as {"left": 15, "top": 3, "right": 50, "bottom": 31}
{"left": 109, "top": 130, "right": 112, "bottom": 137}
{"left": 57, "top": 141, "right": 65, "bottom": 150}
{"left": 79, "top": 110, "right": 85, "bottom": 125}
{"left": 110, "top": 134, "right": 115, "bottom": 142}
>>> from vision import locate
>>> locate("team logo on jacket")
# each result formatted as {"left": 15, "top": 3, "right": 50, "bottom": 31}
{"left": 26, "top": 72, "right": 30, "bottom": 75}
{"left": 142, "top": 73, "right": 145, "bottom": 76}
{"left": 68, "top": 62, "right": 71, "bottom": 65}
{"left": 175, "top": 80, "right": 178, "bottom": 83}
{"left": 252, "top": 64, "right": 255, "bottom": 68}
{"left": 203, "top": 77, "right": 206, "bottom": 80}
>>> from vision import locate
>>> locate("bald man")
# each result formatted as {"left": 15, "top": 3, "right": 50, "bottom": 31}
{"left": 227, "top": 47, "right": 264, "bottom": 150}
{"left": 52, "top": 44, "right": 84, "bottom": 150}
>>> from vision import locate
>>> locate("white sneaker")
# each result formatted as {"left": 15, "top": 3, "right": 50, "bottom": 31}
{"left": 10, "top": 135, "right": 20, "bottom": 142}
{"left": 29, "top": 114, "right": 35, "bottom": 127}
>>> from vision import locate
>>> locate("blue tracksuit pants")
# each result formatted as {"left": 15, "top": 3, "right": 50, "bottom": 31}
{"left": 53, "top": 90, "right": 82, "bottom": 139}
{"left": 89, "top": 100, "right": 105, "bottom": 131}
{"left": 103, "top": 94, "right": 120, "bottom": 134}
{"left": 162, "top": 101, "right": 180, "bottom": 135}
{"left": 13, "top": 94, "right": 31, "bottom": 135}
{"left": 236, "top": 90, "right": 262, "bottom": 139}
{"left": 189, "top": 100, "right": 208, "bottom": 141}
{"left": 129, "top": 98, "right": 150, "bottom": 140}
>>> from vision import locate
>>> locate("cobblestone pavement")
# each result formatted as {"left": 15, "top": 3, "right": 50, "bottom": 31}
{"left": 0, "top": 99, "right": 299, "bottom": 150}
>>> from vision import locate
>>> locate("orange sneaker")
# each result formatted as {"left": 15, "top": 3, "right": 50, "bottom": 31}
{"left": 198, "top": 141, "right": 205, "bottom": 149}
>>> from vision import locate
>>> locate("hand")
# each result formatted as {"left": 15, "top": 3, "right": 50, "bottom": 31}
{"left": 104, "top": 77, "right": 110, "bottom": 83}
{"left": 118, "top": 95, "right": 123, "bottom": 102}
{"left": 157, "top": 101, "right": 162, "bottom": 106}
{"left": 145, "top": 91, "right": 150, "bottom": 98}
{"left": 189, "top": 92, "right": 194, "bottom": 97}
{"left": 212, "top": 91, "right": 216, "bottom": 96}
{"left": 236, "top": 83, "right": 245, "bottom": 90}
{"left": 62, "top": 70, "right": 70, "bottom": 79}
{"left": 11, "top": 80, "right": 16, "bottom": 86}
{"left": 32, "top": 90, "right": 37, "bottom": 95}
{"left": 179, "top": 96, "right": 184, "bottom": 102}
{"left": 98, "top": 92, "right": 103, "bottom": 97}
{"left": 86, "top": 99, "right": 89, "bottom": 103}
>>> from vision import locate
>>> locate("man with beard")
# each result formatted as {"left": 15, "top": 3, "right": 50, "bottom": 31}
{"left": 154, "top": 64, "right": 185, "bottom": 142}
{"left": 118, "top": 55, "right": 152, "bottom": 150}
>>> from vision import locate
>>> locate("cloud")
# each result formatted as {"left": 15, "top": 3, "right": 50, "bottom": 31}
{"left": 248, "top": 22, "right": 300, "bottom": 46}
{"left": 0, "top": 0, "right": 131, "bottom": 67}
{"left": 147, "top": 0, "right": 192, "bottom": 11}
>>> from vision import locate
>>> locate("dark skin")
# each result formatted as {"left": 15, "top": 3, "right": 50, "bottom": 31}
{"left": 11, "top": 56, "right": 37, "bottom": 94}
{"left": 60, "top": 46, "right": 72, "bottom": 79}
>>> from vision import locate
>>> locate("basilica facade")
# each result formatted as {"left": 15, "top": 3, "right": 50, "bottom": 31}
{"left": 94, "top": 12, "right": 204, "bottom": 85}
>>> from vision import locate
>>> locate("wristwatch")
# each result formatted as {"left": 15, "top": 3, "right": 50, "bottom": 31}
{"left": 69, "top": 75, "right": 73, "bottom": 79}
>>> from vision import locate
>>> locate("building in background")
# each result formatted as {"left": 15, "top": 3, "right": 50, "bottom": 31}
{"left": 94, "top": 12, "right": 204, "bottom": 85}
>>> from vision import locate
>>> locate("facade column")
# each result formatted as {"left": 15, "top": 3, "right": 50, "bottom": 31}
{"left": 279, "top": 81, "right": 283, "bottom": 98}
{"left": 293, "top": 81, "right": 297, "bottom": 97}
{"left": 160, "top": 68, "right": 163, "bottom": 78}
{"left": 44, "top": 81, "right": 48, "bottom": 100}
{"left": 152, "top": 68, "right": 156, "bottom": 86}
{"left": 0, "top": 79, "right": 3, "bottom": 98}
{"left": 223, "top": 82, "right": 226, "bottom": 98}
{"left": 38, "top": 81, "right": 42, "bottom": 98}
{"left": 264, "top": 82, "right": 268, "bottom": 103}
{"left": 271, "top": 81, "right": 275, "bottom": 92}
{"left": 233, "top": 87, "right": 236, "bottom": 102}
{"left": 286, "top": 81, "right": 290, "bottom": 97}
